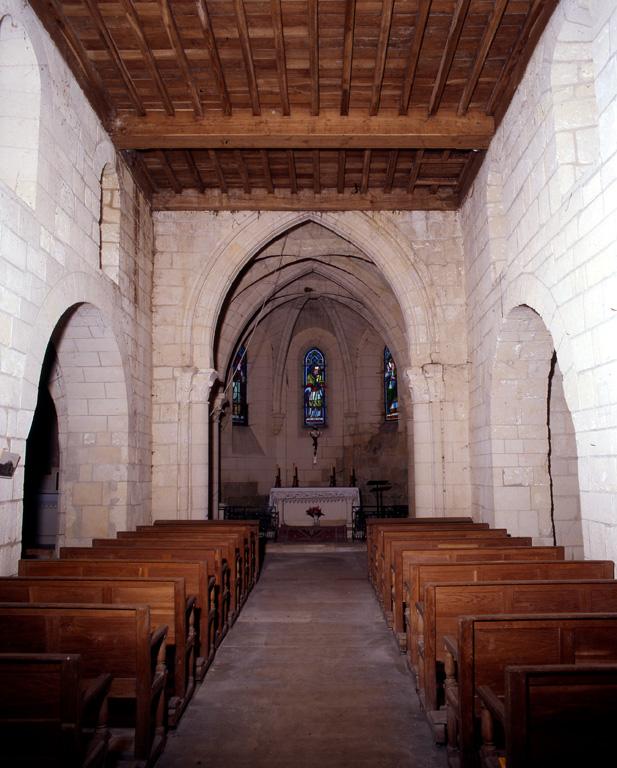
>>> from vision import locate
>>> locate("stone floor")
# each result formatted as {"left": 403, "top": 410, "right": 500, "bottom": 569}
{"left": 158, "top": 547, "right": 447, "bottom": 768}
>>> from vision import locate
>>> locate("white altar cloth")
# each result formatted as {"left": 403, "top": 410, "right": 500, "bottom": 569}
{"left": 268, "top": 487, "right": 360, "bottom": 538}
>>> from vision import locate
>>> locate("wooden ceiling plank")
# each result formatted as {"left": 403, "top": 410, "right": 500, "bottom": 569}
{"left": 82, "top": 0, "right": 146, "bottom": 116}
{"left": 235, "top": 150, "right": 251, "bottom": 194}
{"left": 457, "top": 0, "right": 509, "bottom": 115}
{"left": 399, "top": 0, "right": 431, "bottom": 116}
{"left": 157, "top": 150, "right": 182, "bottom": 193}
{"left": 184, "top": 150, "right": 205, "bottom": 193}
{"left": 308, "top": 0, "right": 320, "bottom": 116}
{"left": 233, "top": 0, "right": 261, "bottom": 116}
{"left": 113, "top": 111, "right": 495, "bottom": 150}
{"left": 360, "top": 150, "right": 371, "bottom": 194}
{"left": 489, "top": 0, "right": 558, "bottom": 123}
{"left": 159, "top": 0, "right": 203, "bottom": 117}
{"left": 261, "top": 150, "right": 274, "bottom": 194}
{"left": 196, "top": 0, "right": 232, "bottom": 116}
{"left": 313, "top": 150, "right": 321, "bottom": 194}
{"left": 271, "top": 0, "right": 290, "bottom": 115}
{"left": 120, "top": 0, "right": 174, "bottom": 116}
{"left": 287, "top": 151, "right": 298, "bottom": 194}
{"left": 428, "top": 0, "right": 472, "bottom": 116}
{"left": 369, "top": 0, "right": 395, "bottom": 116}
{"left": 208, "top": 150, "right": 228, "bottom": 193}
{"left": 408, "top": 149, "right": 424, "bottom": 193}
{"left": 457, "top": 149, "right": 486, "bottom": 202}
{"left": 337, "top": 150, "right": 345, "bottom": 193}
{"left": 340, "top": 0, "right": 356, "bottom": 116}
{"left": 153, "top": 188, "right": 458, "bottom": 212}
{"left": 384, "top": 149, "right": 399, "bottom": 193}
{"left": 28, "top": 0, "right": 112, "bottom": 125}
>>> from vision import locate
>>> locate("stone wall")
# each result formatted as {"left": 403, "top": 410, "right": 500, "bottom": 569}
{"left": 461, "top": 0, "right": 617, "bottom": 560}
{"left": 0, "top": 0, "right": 153, "bottom": 574}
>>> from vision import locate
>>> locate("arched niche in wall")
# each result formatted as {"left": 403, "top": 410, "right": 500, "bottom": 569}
{"left": 0, "top": 13, "right": 40, "bottom": 208}
{"left": 490, "top": 304, "right": 583, "bottom": 558}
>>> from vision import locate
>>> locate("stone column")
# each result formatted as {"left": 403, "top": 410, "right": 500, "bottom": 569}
{"left": 405, "top": 364, "right": 446, "bottom": 518}
{"left": 210, "top": 392, "right": 227, "bottom": 520}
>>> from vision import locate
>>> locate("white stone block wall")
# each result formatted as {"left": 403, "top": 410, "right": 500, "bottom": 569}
{"left": 0, "top": 0, "right": 153, "bottom": 573}
{"left": 461, "top": 0, "right": 617, "bottom": 561}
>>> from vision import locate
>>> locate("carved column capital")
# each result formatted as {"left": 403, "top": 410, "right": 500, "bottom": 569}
{"left": 405, "top": 363, "right": 444, "bottom": 403}
{"left": 190, "top": 368, "right": 220, "bottom": 403}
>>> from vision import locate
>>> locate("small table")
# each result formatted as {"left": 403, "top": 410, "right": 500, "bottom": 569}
{"left": 367, "top": 480, "right": 392, "bottom": 512}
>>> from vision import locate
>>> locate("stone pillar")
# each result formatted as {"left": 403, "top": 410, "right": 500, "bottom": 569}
{"left": 176, "top": 368, "right": 220, "bottom": 520}
{"left": 405, "top": 364, "right": 446, "bottom": 518}
{"left": 210, "top": 392, "right": 227, "bottom": 520}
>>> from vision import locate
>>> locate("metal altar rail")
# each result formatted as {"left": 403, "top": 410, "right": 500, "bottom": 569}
{"left": 221, "top": 505, "right": 279, "bottom": 540}
{"left": 351, "top": 505, "right": 409, "bottom": 541}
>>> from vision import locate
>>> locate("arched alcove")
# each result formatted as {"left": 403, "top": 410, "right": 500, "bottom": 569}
{"left": 490, "top": 305, "right": 583, "bottom": 557}
{"left": 0, "top": 13, "right": 40, "bottom": 208}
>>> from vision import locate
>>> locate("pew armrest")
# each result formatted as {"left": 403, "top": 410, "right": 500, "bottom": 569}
{"left": 477, "top": 685, "right": 505, "bottom": 725}
{"left": 82, "top": 673, "right": 112, "bottom": 714}
{"left": 185, "top": 595, "right": 197, "bottom": 618}
{"left": 443, "top": 635, "right": 458, "bottom": 662}
{"left": 415, "top": 600, "right": 424, "bottom": 618}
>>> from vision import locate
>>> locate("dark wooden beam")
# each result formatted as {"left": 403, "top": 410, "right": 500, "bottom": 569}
{"left": 153, "top": 188, "right": 458, "bottom": 212}
{"left": 428, "top": 0, "right": 472, "bottom": 115}
{"left": 340, "top": 0, "right": 356, "bottom": 116}
{"left": 123, "top": 150, "right": 155, "bottom": 198}
{"left": 458, "top": 0, "right": 508, "bottom": 115}
{"left": 120, "top": 0, "right": 174, "bottom": 116}
{"left": 208, "top": 150, "right": 228, "bottom": 193}
{"left": 369, "top": 0, "right": 395, "bottom": 115}
{"left": 82, "top": 0, "right": 146, "bottom": 116}
{"left": 408, "top": 149, "right": 424, "bottom": 193}
{"left": 157, "top": 150, "right": 182, "bottom": 193}
{"left": 159, "top": 0, "right": 203, "bottom": 117}
{"left": 260, "top": 150, "right": 274, "bottom": 194}
{"left": 337, "top": 150, "right": 346, "bottom": 193}
{"left": 384, "top": 150, "right": 399, "bottom": 192}
{"left": 457, "top": 149, "right": 486, "bottom": 202}
{"left": 313, "top": 150, "right": 321, "bottom": 194}
{"left": 28, "top": 0, "right": 112, "bottom": 126}
{"left": 113, "top": 111, "right": 495, "bottom": 150}
{"left": 287, "top": 151, "right": 298, "bottom": 193}
{"left": 360, "top": 150, "right": 372, "bottom": 193}
{"left": 271, "top": 0, "right": 290, "bottom": 115}
{"left": 234, "top": 150, "right": 251, "bottom": 194}
{"left": 196, "top": 0, "right": 232, "bottom": 116}
{"left": 399, "top": 0, "right": 431, "bottom": 115}
{"left": 184, "top": 150, "right": 205, "bottom": 193}
{"left": 234, "top": 0, "right": 261, "bottom": 115}
{"left": 308, "top": 0, "right": 320, "bottom": 116}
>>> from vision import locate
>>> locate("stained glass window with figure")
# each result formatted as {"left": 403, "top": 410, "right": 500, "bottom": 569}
{"left": 384, "top": 347, "right": 399, "bottom": 421}
{"left": 232, "top": 346, "right": 248, "bottom": 425}
{"left": 304, "top": 348, "right": 326, "bottom": 427}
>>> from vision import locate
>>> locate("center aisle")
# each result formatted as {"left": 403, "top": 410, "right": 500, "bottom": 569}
{"left": 159, "top": 550, "right": 447, "bottom": 768}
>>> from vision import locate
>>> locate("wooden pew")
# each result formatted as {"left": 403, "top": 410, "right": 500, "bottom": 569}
{"left": 405, "top": 559, "right": 614, "bottom": 669}
{"left": 114, "top": 527, "right": 253, "bottom": 610}
{"left": 19, "top": 558, "right": 216, "bottom": 680}
{"left": 92, "top": 535, "right": 244, "bottom": 619}
{"left": 0, "top": 653, "right": 112, "bottom": 768}
{"left": 398, "top": 546, "right": 566, "bottom": 653}
{"left": 60, "top": 544, "right": 231, "bottom": 643}
{"left": 0, "top": 576, "right": 196, "bottom": 727}
{"left": 149, "top": 520, "right": 261, "bottom": 585}
{"left": 444, "top": 614, "right": 617, "bottom": 768}
{"left": 419, "top": 579, "right": 617, "bottom": 715}
{"left": 0, "top": 603, "right": 167, "bottom": 766}
{"left": 478, "top": 663, "right": 617, "bottom": 768}
{"left": 379, "top": 534, "right": 533, "bottom": 622}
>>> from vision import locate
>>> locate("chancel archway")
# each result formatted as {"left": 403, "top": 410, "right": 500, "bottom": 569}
{"left": 213, "top": 221, "right": 412, "bottom": 512}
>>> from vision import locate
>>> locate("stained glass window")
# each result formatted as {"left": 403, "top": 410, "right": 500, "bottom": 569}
{"left": 303, "top": 348, "right": 326, "bottom": 427}
{"left": 232, "top": 345, "right": 248, "bottom": 425}
{"left": 384, "top": 347, "right": 399, "bottom": 421}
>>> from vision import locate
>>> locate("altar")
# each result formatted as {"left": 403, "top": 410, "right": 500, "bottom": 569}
{"left": 268, "top": 487, "right": 360, "bottom": 539}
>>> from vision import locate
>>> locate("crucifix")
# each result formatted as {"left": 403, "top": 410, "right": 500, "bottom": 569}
{"left": 309, "top": 428, "right": 321, "bottom": 465}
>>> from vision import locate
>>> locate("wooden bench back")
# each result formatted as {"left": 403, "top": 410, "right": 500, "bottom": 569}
{"left": 422, "top": 580, "right": 617, "bottom": 712}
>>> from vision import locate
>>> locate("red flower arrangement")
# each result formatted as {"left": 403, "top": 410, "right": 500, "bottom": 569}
{"left": 306, "top": 506, "right": 324, "bottom": 520}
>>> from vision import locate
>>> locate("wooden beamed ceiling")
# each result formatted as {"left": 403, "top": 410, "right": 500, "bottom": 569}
{"left": 31, "top": 0, "right": 559, "bottom": 210}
